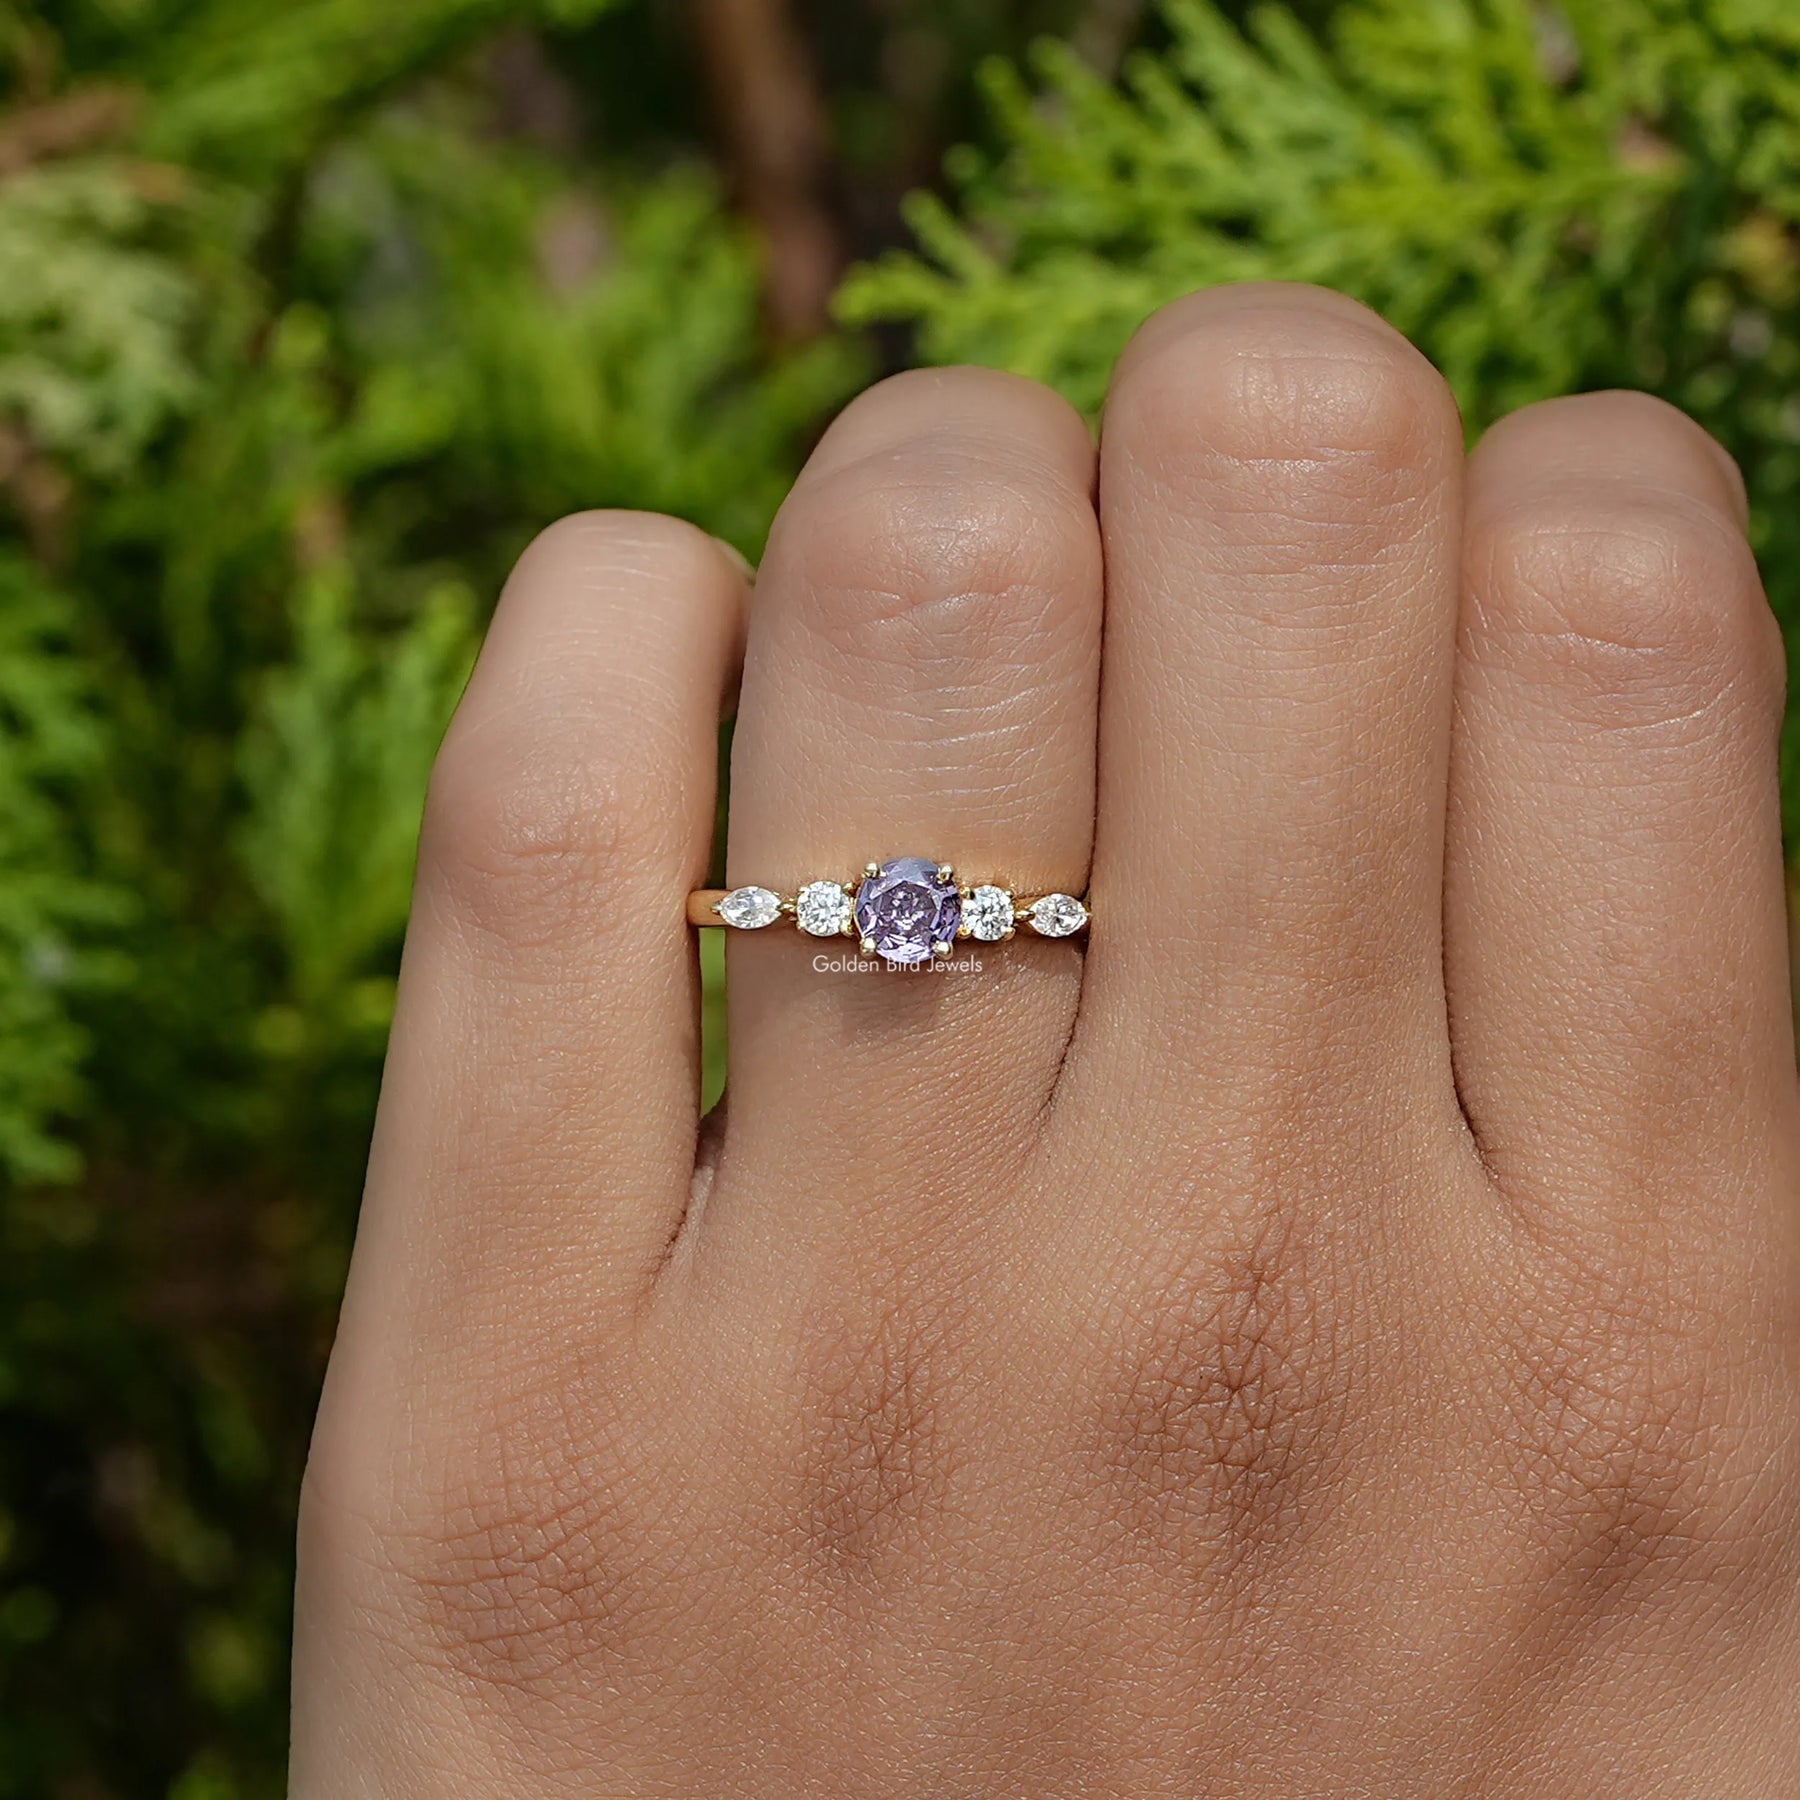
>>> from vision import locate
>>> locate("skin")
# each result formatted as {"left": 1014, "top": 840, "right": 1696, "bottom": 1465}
{"left": 291, "top": 283, "right": 1800, "bottom": 1796}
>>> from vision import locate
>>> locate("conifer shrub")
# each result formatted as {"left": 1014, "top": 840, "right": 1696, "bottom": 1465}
{"left": 5, "top": 0, "right": 1798, "bottom": 1790}
{"left": 0, "top": 7, "right": 856, "bottom": 1790}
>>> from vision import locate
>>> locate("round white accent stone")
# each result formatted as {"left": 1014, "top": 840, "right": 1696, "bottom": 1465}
{"left": 795, "top": 880, "right": 853, "bottom": 936}
{"left": 1029, "top": 893, "right": 1088, "bottom": 938}
{"left": 962, "top": 884, "right": 1014, "bottom": 942}
{"left": 717, "top": 885, "right": 781, "bottom": 929}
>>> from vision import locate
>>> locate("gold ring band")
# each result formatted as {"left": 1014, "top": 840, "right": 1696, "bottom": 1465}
{"left": 686, "top": 856, "right": 1090, "bottom": 964}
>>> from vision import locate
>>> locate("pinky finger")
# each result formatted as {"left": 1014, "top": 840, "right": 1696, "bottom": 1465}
{"left": 326, "top": 510, "right": 743, "bottom": 1421}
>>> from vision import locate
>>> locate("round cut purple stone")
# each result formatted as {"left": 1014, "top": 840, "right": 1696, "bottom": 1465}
{"left": 854, "top": 857, "right": 961, "bottom": 964}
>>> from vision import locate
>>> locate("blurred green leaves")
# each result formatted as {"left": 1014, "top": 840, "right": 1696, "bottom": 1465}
{"left": 0, "top": 158, "right": 199, "bottom": 473}
{"left": 0, "top": 552, "right": 118, "bottom": 1185}
{"left": 237, "top": 570, "right": 476, "bottom": 1057}
{"left": 0, "top": 3, "right": 859, "bottom": 1790}
{"left": 8, "top": 0, "right": 1800, "bottom": 1790}
{"left": 141, "top": 0, "right": 620, "bottom": 177}
{"left": 844, "top": 0, "right": 1796, "bottom": 424}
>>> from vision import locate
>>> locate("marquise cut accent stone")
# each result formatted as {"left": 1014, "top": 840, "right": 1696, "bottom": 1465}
{"left": 795, "top": 880, "right": 853, "bottom": 936}
{"left": 961, "top": 884, "right": 1014, "bottom": 942}
{"left": 1028, "top": 893, "right": 1088, "bottom": 938}
{"left": 717, "top": 885, "right": 781, "bottom": 929}
{"left": 854, "top": 857, "right": 962, "bottom": 964}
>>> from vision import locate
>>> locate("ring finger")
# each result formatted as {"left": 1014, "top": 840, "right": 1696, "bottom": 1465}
{"left": 698, "top": 366, "right": 1102, "bottom": 1265}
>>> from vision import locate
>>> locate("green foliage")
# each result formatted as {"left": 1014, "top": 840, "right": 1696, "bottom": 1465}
{"left": 0, "top": 2, "right": 861, "bottom": 1790}
{"left": 0, "top": 160, "right": 199, "bottom": 472}
{"left": 316, "top": 122, "right": 859, "bottom": 548}
{"left": 237, "top": 571, "right": 477, "bottom": 1063}
{"left": 8, "top": 0, "right": 1800, "bottom": 1790}
{"left": 0, "top": 553, "right": 117, "bottom": 1184}
{"left": 844, "top": 0, "right": 1800, "bottom": 825}
{"left": 845, "top": 0, "right": 1797, "bottom": 413}
{"left": 140, "top": 0, "right": 619, "bottom": 176}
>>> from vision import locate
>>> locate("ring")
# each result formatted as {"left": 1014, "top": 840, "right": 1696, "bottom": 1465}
{"left": 687, "top": 855, "right": 1091, "bottom": 965}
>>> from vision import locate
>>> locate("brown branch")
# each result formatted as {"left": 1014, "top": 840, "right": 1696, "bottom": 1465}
{"left": 1070, "top": 0, "right": 1152, "bottom": 78}
{"left": 0, "top": 424, "right": 73, "bottom": 570}
{"left": 689, "top": 0, "right": 842, "bottom": 340}
{"left": 0, "top": 84, "right": 139, "bottom": 178}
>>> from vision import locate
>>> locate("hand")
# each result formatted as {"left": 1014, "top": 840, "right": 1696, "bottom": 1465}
{"left": 291, "top": 283, "right": 1800, "bottom": 1796}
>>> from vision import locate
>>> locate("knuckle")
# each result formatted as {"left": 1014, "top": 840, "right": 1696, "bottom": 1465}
{"left": 784, "top": 1286, "right": 969, "bottom": 1585}
{"left": 415, "top": 506, "right": 728, "bottom": 943}
{"left": 1469, "top": 485, "right": 1782, "bottom": 727}
{"left": 1496, "top": 1272, "right": 1797, "bottom": 1618}
{"left": 1596, "top": 394, "right": 1742, "bottom": 492}
{"left": 827, "top": 364, "right": 1081, "bottom": 447}
{"left": 421, "top": 707, "right": 691, "bottom": 946}
{"left": 1088, "top": 1204, "right": 1353, "bottom": 1569}
{"left": 309, "top": 1367, "right": 663, "bottom": 1697}
{"left": 517, "top": 506, "right": 733, "bottom": 593}
{"left": 399, "top": 1480, "right": 637, "bottom": 1694}
{"left": 1488, "top": 391, "right": 1748, "bottom": 516}
{"left": 772, "top": 446, "right": 1098, "bottom": 668}
{"left": 1111, "top": 285, "right": 1458, "bottom": 500}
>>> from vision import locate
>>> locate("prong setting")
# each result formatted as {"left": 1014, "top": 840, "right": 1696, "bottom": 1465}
{"left": 716, "top": 885, "right": 782, "bottom": 929}
{"left": 960, "top": 883, "right": 1015, "bottom": 944}
{"left": 689, "top": 861, "right": 1088, "bottom": 958}
{"left": 795, "top": 880, "right": 854, "bottom": 937}
{"left": 1027, "top": 893, "right": 1089, "bottom": 938}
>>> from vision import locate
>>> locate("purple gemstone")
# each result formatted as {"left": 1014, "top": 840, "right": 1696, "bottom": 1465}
{"left": 853, "top": 857, "right": 961, "bottom": 964}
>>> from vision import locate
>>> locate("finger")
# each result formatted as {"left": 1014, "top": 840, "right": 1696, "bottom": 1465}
{"left": 1070, "top": 284, "right": 1467, "bottom": 1167}
{"left": 1446, "top": 392, "right": 1796, "bottom": 1223}
{"left": 332, "top": 511, "right": 745, "bottom": 1399}
{"left": 704, "top": 367, "right": 1101, "bottom": 1257}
